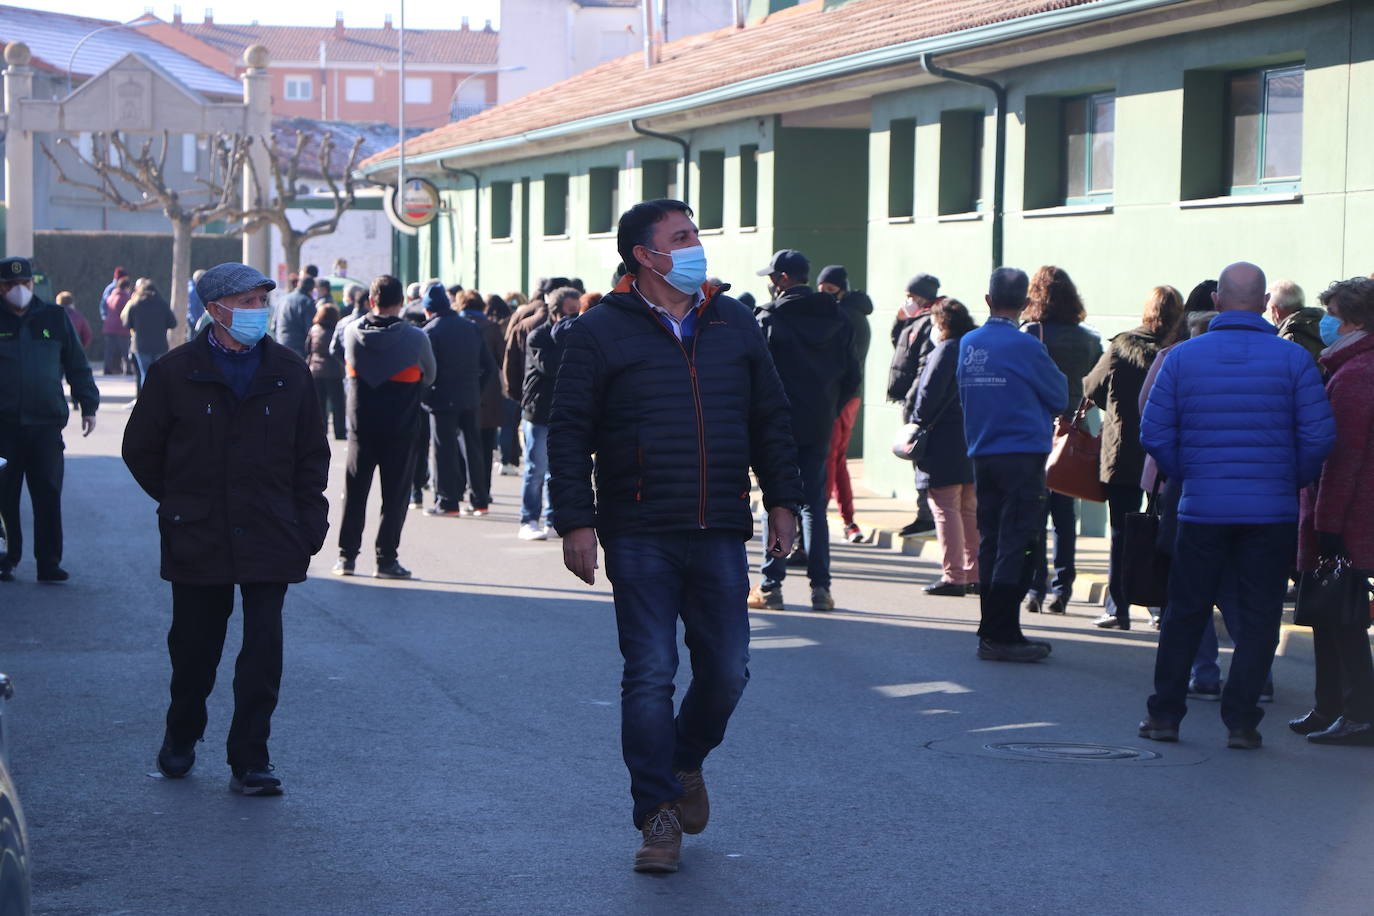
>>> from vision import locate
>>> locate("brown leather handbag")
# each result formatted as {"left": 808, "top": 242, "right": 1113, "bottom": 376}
{"left": 1045, "top": 398, "right": 1105, "bottom": 502}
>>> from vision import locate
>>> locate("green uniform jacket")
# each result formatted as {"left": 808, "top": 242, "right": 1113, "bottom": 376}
{"left": 0, "top": 297, "right": 99, "bottom": 426}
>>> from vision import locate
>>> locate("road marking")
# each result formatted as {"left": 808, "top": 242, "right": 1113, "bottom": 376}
{"left": 874, "top": 681, "right": 972, "bottom": 698}
{"left": 969, "top": 721, "right": 1057, "bottom": 733}
{"left": 750, "top": 636, "right": 819, "bottom": 649}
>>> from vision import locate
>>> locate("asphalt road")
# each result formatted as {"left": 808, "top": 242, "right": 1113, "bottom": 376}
{"left": 4, "top": 378, "right": 1373, "bottom": 916}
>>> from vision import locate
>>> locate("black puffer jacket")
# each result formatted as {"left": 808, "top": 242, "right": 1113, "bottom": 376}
{"left": 756, "top": 286, "right": 858, "bottom": 447}
{"left": 548, "top": 281, "right": 803, "bottom": 538}
{"left": 522, "top": 315, "right": 567, "bottom": 424}
{"left": 838, "top": 289, "right": 873, "bottom": 401}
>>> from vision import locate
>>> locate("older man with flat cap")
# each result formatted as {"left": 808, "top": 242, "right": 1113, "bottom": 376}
{"left": 122, "top": 262, "right": 330, "bottom": 796}
{"left": 0, "top": 256, "right": 100, "bottom": 583}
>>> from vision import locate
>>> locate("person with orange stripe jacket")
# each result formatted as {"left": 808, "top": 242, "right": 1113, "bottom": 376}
{"left": 334, "top": 274, "right": 435, "bottom": 580}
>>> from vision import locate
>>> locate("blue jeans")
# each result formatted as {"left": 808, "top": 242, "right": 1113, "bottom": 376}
{"left": 519, "top": 420, "right": 549, "bottom": 526}
{"left": 134, "top": 351, "right": 160, "bottom": 391}
{"left": 762, "top": 440, "right": 831, "bottom": 590}
{"left": 1149, "top": 521, "right": 1295, "bottom": 731}
{"left": 1030, "top": 490, "right": 1077, "bottom": 600}
{"left": 602, "top": 530, "right": 751, "bottom": 827}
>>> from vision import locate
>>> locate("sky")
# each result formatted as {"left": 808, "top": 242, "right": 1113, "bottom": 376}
{"left": 16, "top": 0, "right": 503, "bottom": 31}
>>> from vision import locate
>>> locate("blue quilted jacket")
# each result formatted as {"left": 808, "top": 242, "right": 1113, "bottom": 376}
{"left": 1140, "top": 310, "right": 1335, "bottom": 524}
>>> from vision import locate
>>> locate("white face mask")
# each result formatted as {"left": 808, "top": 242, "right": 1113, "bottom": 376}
{"left": 5, "top": 285, "right": 33, "bottom": 310}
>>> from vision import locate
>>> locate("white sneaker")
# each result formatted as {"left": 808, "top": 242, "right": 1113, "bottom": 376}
{"left": 518, "top": 523, "right": 548, "bottom": 541}
{"left": 500, "top": 463, "right": 520, "bottom": 477}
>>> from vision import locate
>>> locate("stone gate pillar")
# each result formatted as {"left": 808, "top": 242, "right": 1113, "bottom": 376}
{"left": 4, "top": 42, "right": 35, "bottom": 258}
{"left": 240, "top": 44, "right": 272, "bottom": 273}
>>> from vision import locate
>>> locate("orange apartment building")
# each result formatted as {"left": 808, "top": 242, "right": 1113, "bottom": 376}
{"left": 134, "top": 9, "right": 499, "bottom": 130}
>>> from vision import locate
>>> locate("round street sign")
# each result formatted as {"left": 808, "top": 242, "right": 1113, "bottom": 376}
{"left": 392, "top": 178, "right": 440, "bottom": 228}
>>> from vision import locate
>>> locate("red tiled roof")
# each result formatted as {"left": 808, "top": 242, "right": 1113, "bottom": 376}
{"left": 364, "top": 0, "right": 1101, "bottom": 168}
{"left": 172, "top": 20, "right": 498, "bottom": 67}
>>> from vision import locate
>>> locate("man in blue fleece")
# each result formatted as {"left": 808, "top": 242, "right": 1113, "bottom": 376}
{"left": 1138, "top": 261, "right": 1334, "bottom": 749}
{"left": 958, "top": 268, "right": 1067, "bottom": 662}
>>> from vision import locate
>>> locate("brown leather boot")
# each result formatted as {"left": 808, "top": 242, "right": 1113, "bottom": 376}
{"left": 633, "top": 805, "right": 682, "bottom": 874}
{"left": 674, "top": 769, "right": 709, "bottom": 835}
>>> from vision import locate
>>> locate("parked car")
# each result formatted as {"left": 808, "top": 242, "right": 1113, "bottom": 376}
{"left": 0, "top": 671, "right": 31, "bottom": 916}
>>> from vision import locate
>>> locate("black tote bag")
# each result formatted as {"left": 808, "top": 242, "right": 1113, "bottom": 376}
{"left": 1294, "top": 557, "right": 1373, "bottom": 628}
{"left": 1122, "top": 479, "right": 1171, "bottom": 608}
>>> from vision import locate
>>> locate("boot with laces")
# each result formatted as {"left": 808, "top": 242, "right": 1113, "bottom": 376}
{"left": 674, "top": 769, "right": 709, "bottom": 834}
{"left": 633, "top": 804, "right": 682, "bottom": 874}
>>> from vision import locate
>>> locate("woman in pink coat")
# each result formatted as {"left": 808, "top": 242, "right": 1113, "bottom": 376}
{"left": 1292, "top": 277, "right": 1374, "bottom": 746}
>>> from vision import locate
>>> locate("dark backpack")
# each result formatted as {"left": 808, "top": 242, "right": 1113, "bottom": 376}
{"left": 886, "top": 311, "right": 935, "bottom": 402}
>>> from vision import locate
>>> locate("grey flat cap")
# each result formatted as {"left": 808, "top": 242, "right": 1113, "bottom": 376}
{"left": 196, "top": 262, "right": 276, "bottom": 304}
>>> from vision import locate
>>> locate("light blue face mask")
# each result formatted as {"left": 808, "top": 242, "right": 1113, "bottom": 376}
{"left": 1319, "top": 313, "right": 1343, "bottom": 347}
{"left": 646, "top": 245, "right": 709, "bottom": 296}
{"left": 213, "top": 304, "right": 270, "bottom": 346}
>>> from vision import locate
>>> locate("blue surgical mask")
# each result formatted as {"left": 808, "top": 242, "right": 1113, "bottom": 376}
{"left": 213, "top": 304, "right": 269, "bottom": 346}
{"left": 647, "top": 245, "right": 708, "bottom": 296}
{"left": 1319, "top": 313, "right": 1343, "bottom": 347}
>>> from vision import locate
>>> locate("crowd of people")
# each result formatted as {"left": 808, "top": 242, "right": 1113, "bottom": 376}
{"left": 2, "top": 194, "right": 1372, "bottom": 873}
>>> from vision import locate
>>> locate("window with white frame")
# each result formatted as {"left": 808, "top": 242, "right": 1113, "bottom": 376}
{"left": 284, "top": 75, "right": 312, "bottom": 101}
{"left": 181, "top": 134, "right": 198, "bottom": 173}
{"left": 345, "top": 75, "right": 375, "bottom": 103}
{"left": 404, "top": 77, "right": 432, "bottom": 105}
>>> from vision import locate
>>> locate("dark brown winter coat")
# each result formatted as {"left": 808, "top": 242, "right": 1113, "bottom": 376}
{"left": 121, "top": 331, "right": 331, "bottom": 585}
{"left": 1084, "top": 325, "right": 1165, "bottom": 487}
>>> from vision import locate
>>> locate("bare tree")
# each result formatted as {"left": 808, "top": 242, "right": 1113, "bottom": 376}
{"left": 40, "top": 130, "right": 250, "bottom": 336}
{"left": 239, "top": 130, "right": 366, "bottom": 278}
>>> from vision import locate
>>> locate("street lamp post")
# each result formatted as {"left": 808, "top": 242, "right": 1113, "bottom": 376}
{"left": 65, "top": 19, "right": 157, "bottom": 95}
{"left": 448, "top": 65, "right": 525, "bottom": 121}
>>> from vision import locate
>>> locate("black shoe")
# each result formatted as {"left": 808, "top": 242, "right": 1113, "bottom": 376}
{"left": 1289, "top": 709, "right": 1336, "bottom": 735}
{"left": 976, "top": 638, "right": 1050, "bottom": 662}
{"left": 1307, "top": 717, "right": 1374, "bottom": 746}
{"left": 1187, "top": 679, "right": 1222, "bottom": 701}
{"left": 1045, "top": 594, "right": 1068, "bottom": 615}
{"left": 375, "top": 559, "right": 412, "bottom": 580}
{"left": 1022, "top": 594, "right": 1043, "bottom": 614}
{"left": 1227, "top": 728, "right": 1263, "bottom": 750}
{"left": 331, "top": 556, "right": 355, "bottom": 576}
{"left": 924, "top": 580, "right": 967, "bottom": 597}
{"left": 965, "top": 582, "right": 980, "bottom": 596}
{"left": 36, "top": 567, "right": 69, "bottom": 583}
{"left": 898, "top": 518, "right": 936, "bottom": 537}
{"left": 1022, "top": 636, "right": 1053, "bottom": 655}
{"left": 229, "top": 766, "right": 283, "bottom": 796}
{"left": 0, "top": 567, "right": 12, "bottom": 583}
{"left": 1138, "top": 717, "right": 1179, "bottom": 742}
{"left": 157, "top": 739, "right": 196, "bottom": 778}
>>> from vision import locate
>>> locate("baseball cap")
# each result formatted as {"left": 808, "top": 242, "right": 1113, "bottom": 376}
{"left": 756, "top": 250, "right": 810, "bottom": 278}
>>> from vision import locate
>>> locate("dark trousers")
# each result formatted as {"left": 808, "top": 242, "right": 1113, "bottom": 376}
{"left": 498, "top": 398, "right": 521, "bottom": 466}
{"left": 1031, "top": 491, "right": 1077, "bottom": 600}
{"left": 762, "top": 439, "right": 831, "bottom": 589}
{"left": 1105, "top": 484, "right": 1142, "bottom": 622}
{"left": 480, "top": 427, "right": 498, "bottom": 485}
{"left": 602, "top": 530, "right": 751, "bottom": 828}
{"left": 0, "top": 423, "right": 65, "bottom": 573}
{"left": 412, "top": 418, "right": 431, "bottom": 499}
{"left": 431, "top": 409, "right": 490, "bottom": 511}
{"left": 166, "top": 582, "right": 286, "bottom": 771}
{"left": 339, "top": 428, "right": 418, "bottom": 561}
{"left": 1148, "top": 521, "right": 1295, "bottom": 731}
{"left": 313, "top": 377, "right": 346, "bottom": 440}
{"left": 1313, "top": 624, "right": 1374, "bottom": 723}
{"left": 102, "top": 333, "right": 128, "bottom": 375}
{"left": 972, "top": 453, "right": 1048, "bottom": 643}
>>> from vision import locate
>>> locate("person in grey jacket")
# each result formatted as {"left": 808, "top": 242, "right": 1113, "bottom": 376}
{"left": 1019, "top": 266, "right": 1102, "bottom": 615}
{"left": 273, "top": 275, "right": 315, "bottom": 358}
{"left": 334, "top": 275, "right": 435, "bottom": 580}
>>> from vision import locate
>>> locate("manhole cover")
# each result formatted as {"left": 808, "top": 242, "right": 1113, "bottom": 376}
{"left": 985, "top": 742, "right": 1160, "bottom": 762}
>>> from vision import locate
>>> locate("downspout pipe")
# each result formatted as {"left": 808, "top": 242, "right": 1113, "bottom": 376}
{"left": 920, "top": 53, "right": 1006, "bottom": 271}
{"left": 630, "top": 119, "right": 691, "bottom": 205}
{"left": 440, "top": 162, "right": 481, "bottom": 290}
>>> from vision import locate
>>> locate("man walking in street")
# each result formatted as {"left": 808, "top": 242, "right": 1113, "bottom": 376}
{"left": 273, "top": 275, "right": 315, "bottom": 358}
{"left": 517, "top": 286, "right": 580, "bottom": 541}
{"left": 1139, "top": 261, "right": 1334, "bottom": 749}
{"left": 817, "top": 264, "right": 873, "bottom": 543}
{"left": 421, "top": 283, "right": 496, "bottom": 517}
{"left": 888, "top": 273, "right": 943, "bottom": 536}
{"left": 122, "top": 262, "right": 330, "bottom": 796}
{"left": 0, "top": 257, "right": 100, "bottom": 583}
{"left": 549, "top": 199, "right": 803, "bottom": 874}
{"left": 334, "top": 275, "right": 435, "bottom": 579}
{"left": 748, "top": 249, "right": 857, "bottom": 612}
{"left": 958, "top": 267, "right": 1067, "bottom": 662}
